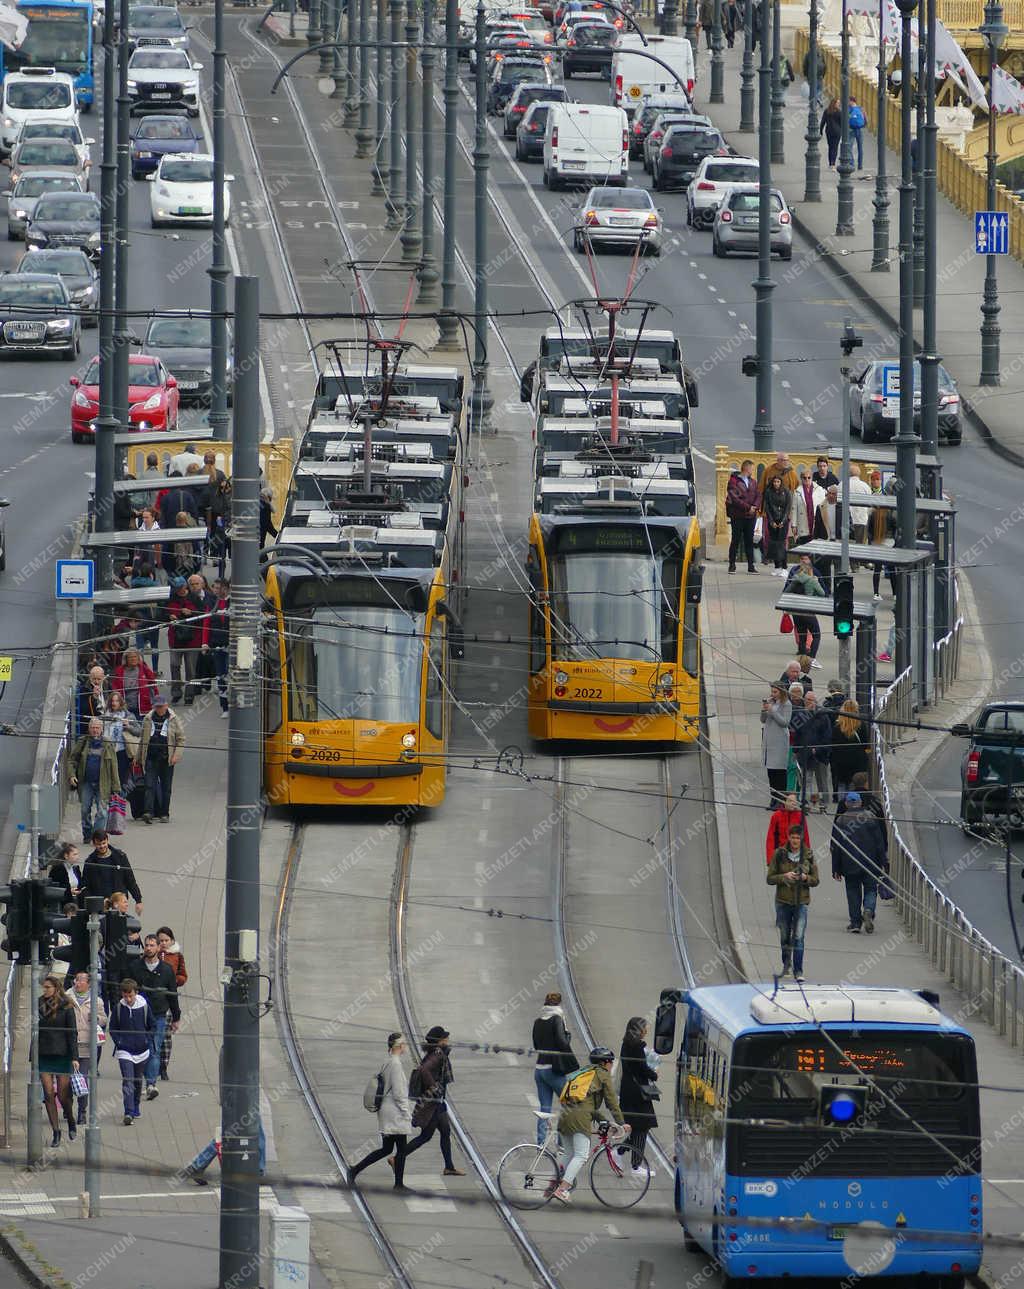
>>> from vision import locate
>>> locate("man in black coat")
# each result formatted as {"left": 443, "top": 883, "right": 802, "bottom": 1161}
{"left": 80, "top": 832, "right": 143, "bottom": 914}
{"left": 831, "top": 793, "right": 888, "bottom": 935}
{"left": 135, "top": 935, "right": 181, "bottom": 1100}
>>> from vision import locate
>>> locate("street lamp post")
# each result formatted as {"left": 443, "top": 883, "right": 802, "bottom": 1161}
{"left": 345, "top": 0, "right": 360, "bottom": 125}
{"left": 770, "top": 0, "right": 784, "bottom": 163}
{"left": 979, "top": 0, "right": 1007, "bottom": 386}
{"left": 710, "top": 0, "right": 725, "bottom": 101}
{"left": 308, "top": 0, "right": 322, "bottom": 46}
{"left": 913, "top": 12, "right": 926, "bottom": 302}
{"left": 355, "top": 0, "right": 372, "bottom": 156}
{"left": 419, "top": 0, "right": 440, "bottom": 302}
{"left": 94, "top": 0, "right": 117, "bottom": 582}
{"left": 754, "top": 0, "right": 775, "bottom": 451}
{"left": 113, "top": 0, "right": 131, "bottom": 433}
{"left": 319, "top": 0, "right": 334, "bottom": 70}
{"left": 871, "top": 0, "right": 891, "bottom": 268}
{"left": 330, "top": 0, "right": 345, "bottom": 101}
{"left": 472, "top": 1, "right": 493, "bottom": 433}
{"left": 386, "top": 0, "right": 404, "bottom": 228}
{"left": 438, "top": 0, "right": 460, "bottom": 347}
{"left": 804, "top": 0, "right": 821, "bottom": 200}
{"left": 373, "top": 0, "right": 387, "bottom": 194}
{"left": 920, "top": 0, "right": 941, "bottom": 478}
{"left": 739, "top": 0, "right": 755, "bottom": 130}
{"left": 836, "top": 0, "right": 854, "bottom": 233}
{"left": 401, "top": 0, "right": 421, "bottom": 262}
{"left": 209, "top": 0, "right": 230, "bottom": 438}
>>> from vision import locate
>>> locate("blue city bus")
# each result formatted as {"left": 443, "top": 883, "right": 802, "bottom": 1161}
{"left": 654, "top": 984, "right": 982, "bottom": 1285}
{"left": 3, "top": 0, "right": 95, "bottom": 107}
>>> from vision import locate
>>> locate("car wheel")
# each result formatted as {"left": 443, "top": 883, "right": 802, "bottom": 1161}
{"left": 945, "top": 434, "right": 962, "bottom": 446}
{"left": 647, "top": 242, "right": 661, "bottom": 257}
{"left": 712, "top": 234, "right": 725, "bottom": 257}
{"left": 71, "top": 431, "right": 82, "bottom": 444}
{"left": 652, "top": 171, "right": 661, "bottom": 191}
{"left": 779, "top": 245, "right": 792, "bottom": 261}
{"left": 685, "top": 203, "right": 692, "bottom": 227}
{"left": 132, "top": 168, "right": 141, "bottom": 180}
{"left": 6, "top": 228, "right": 16, "bottom": 241}
{"left": 861, "top": 418, "right": 875, "bottom": 444}
{"left": 960, "top": 793, "right": 981, "bottom": 827}
{"left": 515, "top": 139, "right": 524, "bottom": 160}
{"left": 548, "top": 170, "right": 560, "bottom": 191}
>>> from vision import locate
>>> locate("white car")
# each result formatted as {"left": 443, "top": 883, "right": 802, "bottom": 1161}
{"left": 149, "top": 153, "right": 231, "bottom": 227}
{"left": 572, "top": 185, "right": 663, "bottom": 255}
{"left": 14, "top": 119, "right": 94, "bottom": 174}
{"left": 0, "top": 68, "right": 79, "bottom": 158}
{"left": 127, "top": 46, "right": 203, "bottom": 116}
{"left": 686, "top": 154, "right": 759, "bottom": 228}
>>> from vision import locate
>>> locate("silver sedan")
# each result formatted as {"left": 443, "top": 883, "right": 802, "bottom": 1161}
{"left": 572, "top": 186, "right": 663, "bottom": 256}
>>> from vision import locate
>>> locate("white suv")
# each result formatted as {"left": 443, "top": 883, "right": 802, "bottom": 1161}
{"left": 1, "top": 69, "right": 79, "bottom": 158}
{"left": 686, "top": 154, "right": 759, "bottom": 229}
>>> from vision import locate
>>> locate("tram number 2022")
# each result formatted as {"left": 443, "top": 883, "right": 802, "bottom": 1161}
{"left": 572, "top": 688, "right": 602, "bottom": 700}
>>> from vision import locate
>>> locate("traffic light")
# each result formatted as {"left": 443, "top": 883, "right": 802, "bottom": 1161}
{"left": 0, "top": 880, "right": 34, "bottom": 963}
{"left": 833, "top": 573, "right": 855, "bottom": 639}
{"left": 51, "top": 908, "right": 90, "bottom": 976}
{"left": 31, "top": 879, "right": 70, "bottom": 948}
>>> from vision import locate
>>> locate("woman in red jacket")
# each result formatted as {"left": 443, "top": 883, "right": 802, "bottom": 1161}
{"left": 111, "top": 648, "right": 159, "bottom": 718}
{"left": 765, "top": 793, "right": 810, "bottom": 864}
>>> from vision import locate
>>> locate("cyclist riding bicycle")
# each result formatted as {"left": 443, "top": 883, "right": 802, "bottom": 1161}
{"left": 551, "top": 1046, "right": 629, "bottom": 1205}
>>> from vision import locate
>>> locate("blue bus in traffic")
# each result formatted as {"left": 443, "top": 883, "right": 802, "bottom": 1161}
{"left": 2, "top": 0, "right": 94, "bottom": 108}
{"left": 654, "top": 984, "right": 981, "bottom": 1286}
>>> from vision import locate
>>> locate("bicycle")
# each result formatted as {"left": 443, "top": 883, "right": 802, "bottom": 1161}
{"left": 496, "top": 1112, "right": 651, "bottom": 1210}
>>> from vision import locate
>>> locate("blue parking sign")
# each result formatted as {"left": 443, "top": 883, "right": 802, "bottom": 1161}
{"left": 976, "top": 211, "right": 1009, "bottom": 255}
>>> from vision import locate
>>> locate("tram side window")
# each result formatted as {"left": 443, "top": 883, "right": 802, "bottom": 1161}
{"left": 530, "top": 600, "right": 546, "bottom": 674}
{"left": 660, "top": 557, "right": 682, "bottom": 662}
{"left": 682, "top": 600, "right": 699, "bottom": 676}
{"left": 263, "top": 624, "right": 282, "bottom": 733}
{"left": 288, "top": 618, "right": 317, "bottom": 722}
{"left": 425, "top": 619, "right": 445, "bottom": 739}
{"left": 684, "top": 1025, "right": 708, "bottom": 1125}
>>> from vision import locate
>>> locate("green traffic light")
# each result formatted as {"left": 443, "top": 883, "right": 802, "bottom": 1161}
{"left": 836, "top": 621, "right": 854, "bottom": 636}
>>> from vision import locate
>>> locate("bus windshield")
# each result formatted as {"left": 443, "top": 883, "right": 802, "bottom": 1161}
{"left": 287, "top": 606, "right": 424, "bottom": 725}
{"left": 8, "top": 9, "right": 90, "bottom": 74}
{"left": 548, "top": 525, "right": 682, "bottom": 663}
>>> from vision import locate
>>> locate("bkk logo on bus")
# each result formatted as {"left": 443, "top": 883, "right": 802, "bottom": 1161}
{"left": 743, "top": 1181, "right": 779, "bottom": 1197}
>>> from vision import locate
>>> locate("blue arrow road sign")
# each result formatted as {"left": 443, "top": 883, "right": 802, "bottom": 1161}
{"left": 975, "top": 210, "right": 1009, "bottom": 255}
{"left": 881, "top": 364, "right": 900, "bottom": 398}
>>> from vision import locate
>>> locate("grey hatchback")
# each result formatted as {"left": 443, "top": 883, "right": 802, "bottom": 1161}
{"left": 712, "top": 184, "right": 792, "bottom": 260}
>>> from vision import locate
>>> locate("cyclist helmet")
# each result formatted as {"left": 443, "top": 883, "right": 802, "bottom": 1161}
{"left": 589, "top": 1046, "right": 615, "bottom": 1064}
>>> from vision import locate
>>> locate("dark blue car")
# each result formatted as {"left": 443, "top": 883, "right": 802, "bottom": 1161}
{"left": 130, "top": 115, "right": 200, "bottom": 179}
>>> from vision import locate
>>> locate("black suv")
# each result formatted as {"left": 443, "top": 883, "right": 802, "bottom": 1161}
{"left": 651, "top": 123, "right": 728, "bottom": 191}
{"left": 0, "top": 272, "right": 80, "bottom": 359}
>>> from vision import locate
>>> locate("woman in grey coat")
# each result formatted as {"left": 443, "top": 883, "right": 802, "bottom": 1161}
{"left": 350, "top": 1032, "right": 414, "bottom": 1192}
{"left": 761, "top": 683, "right": 793, "bottom": 808}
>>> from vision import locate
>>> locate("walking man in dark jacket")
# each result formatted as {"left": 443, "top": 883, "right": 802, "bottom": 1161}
{"left": 726, "top": 459, "right": 760, "bottom": 574}
{"left": 831, "top": 792, "right": 888, "bottom": 933}
{"left": 136, "top": 935, "right": 181, "bottom": 1101}
{"left": 80, "top": 831, "right": 143, "bottom": 912}
{"left": 531, "top": 992, "right": 577, "bottom": 1144}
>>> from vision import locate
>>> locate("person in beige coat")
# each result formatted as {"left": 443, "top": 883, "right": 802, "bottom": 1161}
{"left": 65, "top": 970, "right": 107, "bottom": 1124}
{"left": 136, "top": 697, "right": 185, "bottom": 824}
{"left": 350, "top": 1033, "right": 414, "bottom": 1192}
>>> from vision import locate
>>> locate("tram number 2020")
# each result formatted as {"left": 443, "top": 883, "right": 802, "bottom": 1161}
{"left": 309, "top": 749, "right": 344, "bottom": 761}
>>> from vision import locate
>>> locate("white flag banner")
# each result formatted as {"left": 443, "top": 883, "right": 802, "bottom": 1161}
{"left": 991, "top": 62, "right": 1024, "bottom": 115}
{"left": 0, "top": 3, "right": 27, "bottom": 51}
{"left": 934, "top": 18, "right": 987, "bottom": 106}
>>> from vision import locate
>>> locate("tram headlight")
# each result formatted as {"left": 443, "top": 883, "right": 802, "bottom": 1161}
{"left": 402, "top": 733, "right": 417, "bottom": 749}
{"left": 554, "top": 670, "right": 569, "bottom": 686}
{"left": 290, "top": 731, "right": 305, "bottom": 747}
{"left": 658, "top": 673, "right": 674, "bottom": 691}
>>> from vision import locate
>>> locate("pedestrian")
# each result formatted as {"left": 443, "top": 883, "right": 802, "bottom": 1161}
{"left": 767, "top": 824, "right": 819, "bottom": 981}
{"left": 102, "top": 689, "right": 141, "bottom": 788}
{"left": 778, "top": 658, "right": 812, "bottom": 694}
{"left": 792, "top": 466, "right": 825, "bottom": 548}
{"left": 111, "top": 646, "right": 159, "bottom": 720}
{"left": 157, "top": 482, "right": 197, "bottom": 539}
{"left": 138, "top": 452, "right": 163, "bottom": 509}
{"left": 80, "top": 831, "right": 143, "bottom": 914}
{"left": 765, "top": 792, "right": 809, "bottom": 863}
{"left": 617, "top": 1017, "right": 658, "bottom": 1172}
{"left": 813, "top": 455, "right": 839, "bottom": 489}
{"left": 350, "top": 1032, "right": 415, "bottom": 1192}
{"left": 820, "top": 96, "right": 842, "bottom": 167}
{"left": 759, "top": 450, "right": 800, "bottom": 496}
{"left": 795, "top": 690, "right": 833, "bottom": 809}
{"left": 207, "top": 477, "right": 231, "bottom": 578}
{"left": 129, "top": 565, "right": 162, "bottom": 672}
{"left": 823, "top": 677, "right": 846, "bottom": 716}
{"left": 761, "top": 683, "right": 793, "bottom": 808}
{"left": 724, "top": 0, "right": 739, "bottom": 45}
{"left": 846, "top": 464, "right": 873, "bottom": 546}
{"left": 551, "top": 1046, "right": 627, "bottom": 1204}
{"left": 155, "top": 927, "right": 186, "bottom": 1080}
{"left": 404, "top": 1026, "right": 465, "bottom": 1176}
{"left": 726, "top": 458, "right": 760, "bottom": 574}
{"left": 784, "top": 554, "right": 826, "bottom": 663}
{"left": 77, "top": 662, "right": 110, "bottom": 733}
{"left": 803, "top": 45, "right": 825, "bottom": 92}
{"left": 787, "top": 682, "right": 807, "bottom": 793}
{"left": 830, "top": 698, "right": 869, "bottom": 803}
{"left": 169, "top": 442, "right": 204, "bottom": 477}
{"left": 165, "top": 578, "right": 196, "bottom": 703}
{"left": 135, "top": 935, "right": 180, "bottom": 1101}
{"left": 206, "top": 579, "right": 231, "bottom": 716}
{"left": 831, "top": 791, "right": 888, "bottom": 932}
{"left": 531, "top": 991, "right": 577, "bottom": 1144}
{"left": 849, "top": 96, "right": 866, "bottom": 169}
{"left": 38, "top": 974, "right": 79, "bottom": 1147}
{"left": 185, "top": 1121, "right": 267, "bottom": 1187}
{"left": 836, "top": 770, "right": 883, "bottom": 821}
{"left": 186, "top": 572, "right": 217, "bottom": 700}
{"left": 68, "top": 716, "right": 121, "bottom": 842}
{"left": 171, "top": 510, "right": 202, "bottom": 580}
{"left": 761, "top": 474, "right": 792, "bottom": 575}
{"left": 65, "top": 970, "right": 107, "bottom": 1127}
{"left": 259, "top": 487, "right": 278, "bottom": 548}
{"left": 812, "top": 484, "right": 841, "bottom": 542}
{"left": 48, "top": 841, "right": 84, "bottom": 908}
{"left": 137, "top": 695, "right": 185, "bottom": 824}
{"left": 109, "top": 978, "right": 155, "bottom": 1125}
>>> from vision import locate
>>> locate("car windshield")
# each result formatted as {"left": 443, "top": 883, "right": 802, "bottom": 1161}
{"left": 34, "top": 195, "right": 98, "bottom": 219}
{"left": 21, "top": 251, "right": 89, "bottom": 273}
{"left": 502, "top": 64, "right": 543, "bottom": 81}
{"left": 137, "top": 120, "right": 192, "bottom": 139}
{"left": 17, "top": 142, "right": 78, "bottom": 165}
{"left": 0, "top": 281, "right": 65, "bottom": 306}
{"left": 21, "top": 123, "right": 80, "bottom": 142}
{"left": 146, "top": 317, "right": 209, "bottom": 345}
{"left": 729, "top": 192, "right": 783, "bottom": 212}
{"left": 705, "top": 162, "right": 758, "bottom": 181}
{"left": 667, "top": 127, "right": 720, "bottom": 145}
{"left": 591, "top": 188, "right": 652, "bottom": 209}
{"left": 14, "top": 175, "right": 80, "bottom": 197}
{"left": 132, "top": 8, "right": 184, "bottom": 29}
{"left": 5, "top": 81, "right": 72, "bottom": 109}
{"left": 131, "top": 50, "right": 189, "bottom": 67}
{"left": 516, "top": 86, "right": 561, "bottom": 106}
{"left": 161, "top": 157, "right": 212, "bottom": 182}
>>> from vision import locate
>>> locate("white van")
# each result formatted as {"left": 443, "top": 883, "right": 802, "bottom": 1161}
{"left": 1, "top": 69, "right": 79, "bottom": 158}
{"left": 611, "top": 35, "right": 695, "bottom": 117}
{"left": 543, "top": 102, "right": 628, "bottom": 190}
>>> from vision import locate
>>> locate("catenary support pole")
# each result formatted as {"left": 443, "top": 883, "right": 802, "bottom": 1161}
{"left": 373, "top": 0, "right": 387, "bottom": 194}
{"left": 419, "top": 0, "right": 439, "bottom": 302}
{"left": 113, "top": 0, "right": 131, "bottom": 435}
{"left": 753, "top": 0, "right": 775, "bottom": 451}
{"left": 320, "top": 0, "right": 334, "bottom": 71}
{"left": 979, "top": 0, "right": 1006, "bottom": 386}
{"left": 437, "top": 0, "right": 460, "bottom": 346}
{"left": 472, "top": 1, "right": 492, "bottom": 434}
{"left": 770, "top": 0, "right": 784, "bottom": 163}
{"left": 210, "top": 0, "right": 231, "bottom": 438}
{"left": 95, "top": 0, "right": 118, "bottom": 587}
{"left": 663, "top": 0, "right": 679, "bottom": 40}
{"left": 355, "top": 0, "right": 372, "bottom": 156}
{"left": 710, "top": 0, "right": 725, "bottom": 101}
{"left": 871, "top": 0, "right": 890, "bottom": 268}
{"left": 804, "top": 0, "right": 821, "bottom": 200}
{"left": 387, "top": 0, "right": 404, "bottom": 228}
{"left": 401, "top": 0, "right": 421, "bottom": 261}
{"left": 331, "top": 0, "right": 344, "bottom": 101}
{"left": 839, "top": 349, "right": 853, "bottom": 694}
{"left": 913, "top": 6, "right": 925, "bottom": 303}
{"left": 308, "top": 0, "right": 322, "bottom": 46}
{"left": 836, "top": 0, "right": 854, "bottom": 234}
{"left": 26, "top": 786, "right": 41, "bottom": 1165}
{"left": 345, "top": 0, "right": 359, "bottom": 125}
{"left": 84, "top": 895, "right": 103, "bottom": 1217}
{"left": 739, "top": 0, "right": 755, "bottom": 131}
{"left": 919, "top": 0, "right": 940, "bottom": 481}
{"left": 218, "top": 276, "right": 262, "bottom": 1289}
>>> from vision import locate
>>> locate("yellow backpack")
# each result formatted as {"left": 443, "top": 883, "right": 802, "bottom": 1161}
{"left": 559, "top": 1066, "right": 597, "bottom": 1106}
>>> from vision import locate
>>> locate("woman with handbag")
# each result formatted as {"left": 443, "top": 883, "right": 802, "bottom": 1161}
{"left": 761, "top": 475, "right": 793, "bottom": 575}
{"left": 617, "top": 1017, "right": 658, "bottom": 1172}
{"left": 65, "top": 971, "right": 107, "bottom": 1127}
{"left": 38, "top": 975, "right": 79, "bottom": 1147}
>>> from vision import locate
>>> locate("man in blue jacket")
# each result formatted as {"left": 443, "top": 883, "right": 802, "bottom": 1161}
{"left": 109, "top": 978, "right": 155, "bottom": 1125}
{"left": 830, "top": 792, "right": 887, "bottom": 933}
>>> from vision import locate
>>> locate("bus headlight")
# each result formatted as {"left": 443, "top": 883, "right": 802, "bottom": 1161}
{"left": 290, "top": 731, "right": 305, "bottom": 746}
{"left": 402, "top": 733, "right": 416, "bottom": 749}
{"left": 554, "top": 670, "right": 568, "bottom": 686}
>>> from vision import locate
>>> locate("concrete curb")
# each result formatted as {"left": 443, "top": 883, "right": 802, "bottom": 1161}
{"left": 0, "top": 1225, "right": 65, "bottom": 1289}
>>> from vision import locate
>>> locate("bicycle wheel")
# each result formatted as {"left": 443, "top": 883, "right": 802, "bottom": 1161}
{"left": 589, "top": 1143, "right": 651, "bottom": 1209}
{"left": 496, "top": 1143, "right": 561, "bottom": 1210}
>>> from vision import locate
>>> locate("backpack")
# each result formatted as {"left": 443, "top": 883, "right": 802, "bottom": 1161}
{"left": 850, "top": 104, "right": 866, "bottom": 129}
{"left": 363, "top": 1067, "right": 386, "bottom": 1113}
{"left": 408, "top": 1065, "right": 425, "bottom": 1101}
{"left": 559, "top": 1066, "right": 597, "bottom": 1106}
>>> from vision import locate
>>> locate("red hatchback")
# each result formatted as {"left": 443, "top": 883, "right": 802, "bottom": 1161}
{"left": 70, "top": 353, "right": 180, "bottom": 443}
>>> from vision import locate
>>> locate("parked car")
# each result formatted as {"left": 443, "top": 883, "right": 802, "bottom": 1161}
{"left": 651, "top": 121, "right": 727, "bottom": 190}
{"left": 563, "top": 20, "right": 617, "bottom": 78}
{"left": 572, "top": 185, "right": 662, "bottom": 255}
{"left": 130, "top": 115, "right": 202, "bottom": 177}
{"left": 503, "top": 82, "right": 569, "bottom": 137}
{"left": 712, "top": 184, "right": 792, "bottom": 259}
{"left": 6, "top": 171, "right": 86, "bottom": 241}
{"left": 642, "top": 110, "right": 710, "bottom": 173}
{"left": 70, "top": 352, "right": 180, "bottom": 442}
{"left": 953, "top": 703, "right": 1024, "bottom": 828}
{"left": 9, "top": 138, "right": 89, "bottom": 187}
{"left": 141, "top": 312, "right": 233, "bottom": 404}
{"left": 516, "top": 100, "right": 556, "bottom": 161}
{"left": 686, "top": 154, "right": 759, "bottom": 227}
{"left": 0, "top": 272, "right": 80, "bottom": 359}
{"left": 25, "top": 191, "right": 102, "bottom": 257}
{"left": 127, "top": 46, "right": 203, "bottom": 116}
{"left": 149, "top": 153, "right": 232, "bottom": 226}
{"left": 847, "top": 357, "right": 962, "bottom": 445}
{"left": 13, "top": 248, "right": 98, "bottom": 326}
{"left": 14, "top": 120, "right": 94, "bottom": 173}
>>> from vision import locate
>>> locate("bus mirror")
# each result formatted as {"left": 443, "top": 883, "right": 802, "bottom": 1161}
{"left": 653, "top": 990, "right": 678, "bottom": 1055}
{"left": 685, "top": 563, "right": 704, "bottom": 604}
{"left": 685, "top": 377, "right": 698, "bottom": 408}
{"left": 449, "top": 623, "right": 465, "bottom": 661}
